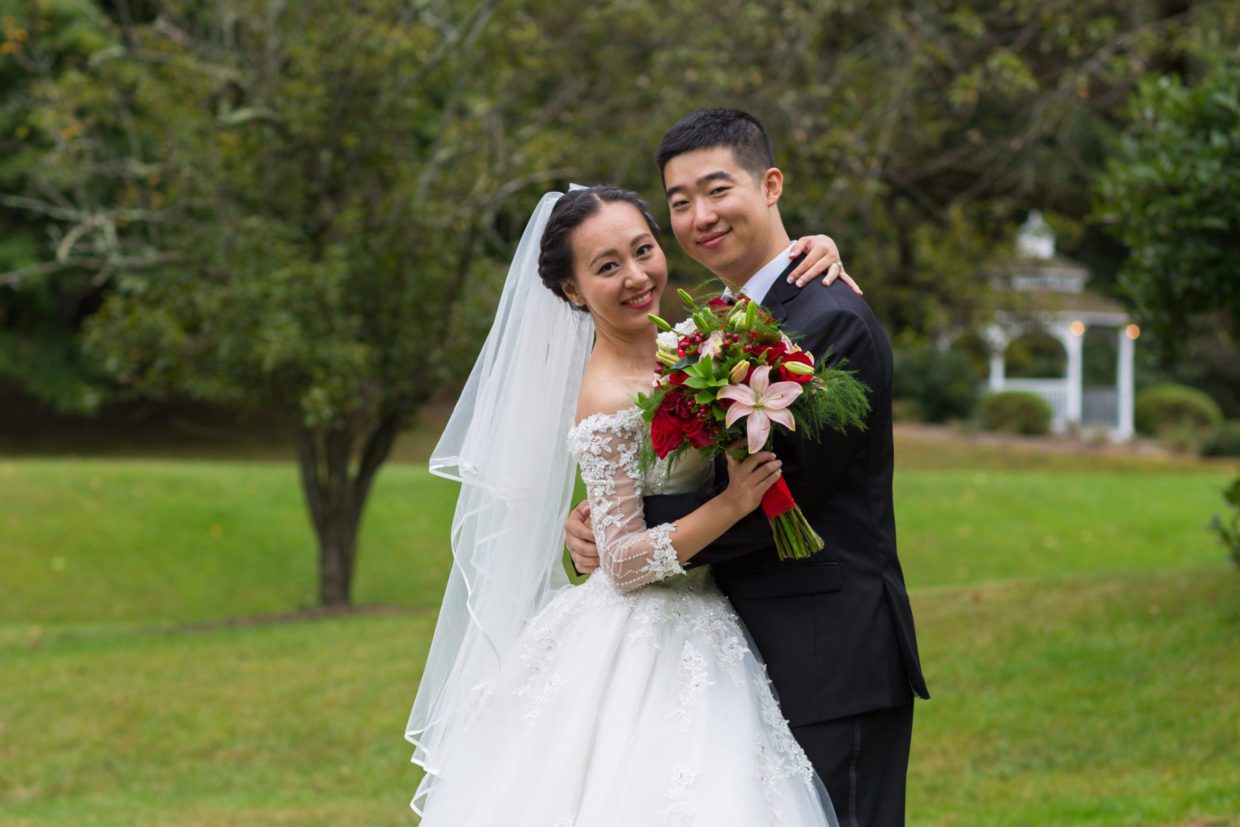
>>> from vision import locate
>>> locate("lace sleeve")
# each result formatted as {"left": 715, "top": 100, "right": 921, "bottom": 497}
{"left": 568, "top": 410, "right": 686, "bottom": 592}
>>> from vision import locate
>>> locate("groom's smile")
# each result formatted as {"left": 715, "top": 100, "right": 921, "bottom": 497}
{"left": 697, "top": 228, "right": 731, "bottom": 249}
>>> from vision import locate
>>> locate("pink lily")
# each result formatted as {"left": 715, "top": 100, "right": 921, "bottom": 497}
{"left": 718, "top": 365, "right": 803, "bottom": 454}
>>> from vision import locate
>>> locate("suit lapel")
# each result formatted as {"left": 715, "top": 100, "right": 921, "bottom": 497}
{"left": 758, "top": 255, "right": 805, "bottom": 325}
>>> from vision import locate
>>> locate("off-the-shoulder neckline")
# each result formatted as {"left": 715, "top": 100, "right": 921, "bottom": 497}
{"left": 568, "top": 406, "right": 642, "bottom": 435}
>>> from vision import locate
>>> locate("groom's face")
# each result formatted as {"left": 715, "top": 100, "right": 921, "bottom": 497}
{"left": 662, "top": 146, "right": 783, "bottom": 287}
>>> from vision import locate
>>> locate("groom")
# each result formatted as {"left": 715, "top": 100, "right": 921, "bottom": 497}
{"left": 564, "top": 109, "right": 929, "bottom": 825}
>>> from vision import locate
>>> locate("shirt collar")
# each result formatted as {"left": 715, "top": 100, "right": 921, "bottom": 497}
{"left": 723, "top": 243, "right": 796, "bottom": 304}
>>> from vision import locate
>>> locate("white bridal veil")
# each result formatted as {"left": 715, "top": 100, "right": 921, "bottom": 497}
{"left": 405, "top": 191, "right": 594, "bottom": 814}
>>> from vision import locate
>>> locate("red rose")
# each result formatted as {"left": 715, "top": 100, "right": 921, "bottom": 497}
{"left": 668, "top": 371, "right": 689, "bottom": 387}
{"left": 666, "top": 389, "right": 696, "bottom": 419}
{"left": 777, "top": 350, "right": 815, "bottom": 385}
{"left": 684, "top": 416, "right": 716, "bottom": 448}
{"left": 651, "top": 406, "right": 687, "bottom": 458}
{"left": 758, "top": 342, "right": 788, "bottom": 363}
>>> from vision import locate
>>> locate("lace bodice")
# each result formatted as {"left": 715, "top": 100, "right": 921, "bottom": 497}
{"left": 566, "top": 407, "right": 709, "bottom": 593}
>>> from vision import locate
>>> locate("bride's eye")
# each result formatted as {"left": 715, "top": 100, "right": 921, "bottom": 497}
{"left": 636, "top": 243, "right": 654, "bottom": 257}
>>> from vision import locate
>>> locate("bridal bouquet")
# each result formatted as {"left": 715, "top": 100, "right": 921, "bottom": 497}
{"left": 636, "top": 290, "right": 870, "bottom": 560}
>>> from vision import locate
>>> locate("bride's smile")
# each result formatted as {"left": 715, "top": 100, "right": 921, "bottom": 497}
{"left": 621, "top": 287, "right": 655, "bottom": 308}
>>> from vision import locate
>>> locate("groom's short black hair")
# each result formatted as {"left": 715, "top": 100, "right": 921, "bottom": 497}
{"left": 656, "top": 109, "right": 777, "bottom": 185}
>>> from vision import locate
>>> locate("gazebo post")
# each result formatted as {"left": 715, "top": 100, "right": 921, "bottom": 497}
{"left": 1117, "top": 326, "right": 1136, "bottom": 440}
{"left": 1048, "top": 321, "right": 1085, "bottom": 431}
{"left": 986, "top": 325, "right": 1008, "bottom": 393}
{"left": 1066, "top": 322, "right": 1083, "bottom": 429}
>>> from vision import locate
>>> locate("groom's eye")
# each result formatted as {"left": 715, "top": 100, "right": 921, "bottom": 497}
{"left": 710, "top": 186, "right": 729, "bottom": 196}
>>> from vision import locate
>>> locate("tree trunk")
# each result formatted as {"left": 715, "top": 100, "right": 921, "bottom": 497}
{"left": 297, "top": 412, "right": 403, "bottom": 608}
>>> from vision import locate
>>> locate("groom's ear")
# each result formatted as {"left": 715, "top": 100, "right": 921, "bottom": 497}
{"left": 762, "top": 167, "right": 784, "bottom": 207}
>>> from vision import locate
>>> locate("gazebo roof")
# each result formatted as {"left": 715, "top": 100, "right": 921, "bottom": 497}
{"left": 993, "top": 286, "right": 1129, "bottom": 325}
{"left": 987, "top": 211, "right": 1129, "bottom": 324}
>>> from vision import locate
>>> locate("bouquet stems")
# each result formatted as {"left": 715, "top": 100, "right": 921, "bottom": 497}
{"left": 761, "top": 478, "right": 825, "bottom": 560}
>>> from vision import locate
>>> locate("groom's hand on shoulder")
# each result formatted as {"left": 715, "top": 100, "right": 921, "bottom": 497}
{"left": 565, "top": 501, "right": 599, "bottom": 574}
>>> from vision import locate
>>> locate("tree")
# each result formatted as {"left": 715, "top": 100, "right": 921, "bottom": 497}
{"left": 7, "top": 0, "right": 1238, "bottom": 609}
{"left": 1094, "top": 62, "right": 1240, "bottom": 355}
{"left": 28, "top": 0, "right": 583, "bottom": 606}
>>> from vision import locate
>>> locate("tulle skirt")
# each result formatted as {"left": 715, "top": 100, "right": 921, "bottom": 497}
{"left": 415, "top": 568, "right": 837, "bottom": 826}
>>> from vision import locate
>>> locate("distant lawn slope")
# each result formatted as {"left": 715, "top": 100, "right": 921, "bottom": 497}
{"left": 1, "top": 458, "right": 1231, "bottom": 624}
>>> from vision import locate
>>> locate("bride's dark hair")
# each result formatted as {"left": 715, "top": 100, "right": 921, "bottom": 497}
{"left": 538, "top": 187, "right": 661, "bottom": 311}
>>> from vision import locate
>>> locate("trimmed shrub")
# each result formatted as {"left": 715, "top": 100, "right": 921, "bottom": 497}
{"left": 893, "top": 347, "right": 978, "bottom": 423}
{"left": 980, "top": 391, "right": 1052, "bottom": 435}
{"left": 1134, "top": 383, "right": 1222, "bottom": 437}
{"left": 1202, "top": 420, "right": 1240, "bottom": 458}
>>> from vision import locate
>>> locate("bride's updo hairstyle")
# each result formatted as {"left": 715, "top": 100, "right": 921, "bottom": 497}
{"left": 538, "top": 187, "right": 661, "bottom": 311}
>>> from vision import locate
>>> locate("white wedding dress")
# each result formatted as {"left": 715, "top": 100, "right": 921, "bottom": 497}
{"left": 416, "top": 407, "right": 836, "bottom": 826}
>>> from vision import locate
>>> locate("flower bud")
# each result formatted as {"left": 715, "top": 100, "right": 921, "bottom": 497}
{"left": 781, "top": 360, "right": 815, "bottom": 376}
{"left": 729, "top": 360, "right": 751, "bottom": 383}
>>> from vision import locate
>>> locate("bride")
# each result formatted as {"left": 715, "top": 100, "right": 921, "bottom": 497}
{"left": 407, "top": 187, "right": 842, "bottom": 825}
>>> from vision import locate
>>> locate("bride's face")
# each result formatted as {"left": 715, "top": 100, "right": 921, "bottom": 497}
{"left": 563, "top": 202, "right": 668, "bottom": 335}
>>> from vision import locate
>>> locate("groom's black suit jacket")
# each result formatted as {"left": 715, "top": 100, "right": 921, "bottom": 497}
{"left": 644, "top": 262, "right": 929, "bottom": 728}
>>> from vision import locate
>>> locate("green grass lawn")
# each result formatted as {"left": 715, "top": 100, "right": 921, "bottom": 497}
{"left": 1, "top": 442, "right": 1237, "bottom": 826}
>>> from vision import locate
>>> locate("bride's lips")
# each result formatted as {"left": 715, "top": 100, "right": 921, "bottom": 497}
{"left": 622, "top": 288, "right": 655, "bottom": 310}
{"left": 698, "top": 229, "right": 730, "bottom": 250}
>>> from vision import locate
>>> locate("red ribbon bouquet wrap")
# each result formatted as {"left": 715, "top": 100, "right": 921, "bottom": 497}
{"left": 637, "top": 291, "right": 870, "bottom": 560}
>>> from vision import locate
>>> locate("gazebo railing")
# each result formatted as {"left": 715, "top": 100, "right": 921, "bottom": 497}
{"left": 1082, "top": 388, "right": 1119, "bottom": 426}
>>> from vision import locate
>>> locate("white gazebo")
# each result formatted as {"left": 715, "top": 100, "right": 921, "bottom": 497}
{"left": 984, "top": 211, "right": 1139, "bottom": 440}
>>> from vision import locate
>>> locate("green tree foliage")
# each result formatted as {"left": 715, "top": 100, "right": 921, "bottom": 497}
{"left": 0, "top": 0, "right": 119, "bottom": 412}
{"left": 892, "top": 346, "right": 978, "bottom": 423}
{"left": 5, "top": 0, "right": 1239, "bottom": 606}
{"left": 1208, "top": 476, "right": 1240, "bottom": 567}
{"left": 1095, "top": 61, "right": 1240, "bottom": 354}
{"left": 12, "top": 0, "right": 597, "bottom": 606}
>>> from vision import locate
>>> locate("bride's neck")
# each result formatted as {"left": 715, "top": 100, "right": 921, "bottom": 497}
{"left": 592, "top": 327, "right": 656, "bottom": 376}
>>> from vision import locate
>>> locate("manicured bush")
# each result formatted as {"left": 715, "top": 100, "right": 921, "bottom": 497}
{"left": 1201, "top": 420, "right": 1240, "bottom": 458}
{"left": 979, "top": 391, "right": 1052, "bottom": 435}
{"left": 893, "top": 346, "right": 979, "bottom": 423}
{"left": 1134, "top": 383, "right": 1222, "bottom": 437}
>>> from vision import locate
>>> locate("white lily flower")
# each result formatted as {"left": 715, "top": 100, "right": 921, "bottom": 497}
{"left": 700, "top": 331, "right": 726, "bottom": 359}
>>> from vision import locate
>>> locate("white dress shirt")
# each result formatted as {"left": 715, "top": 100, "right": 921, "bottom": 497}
{"left": 724, "top": 243, "right": 796, "bottom": 304}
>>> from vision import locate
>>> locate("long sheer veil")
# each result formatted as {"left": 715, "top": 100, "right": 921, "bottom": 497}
{"left": 405, "top": 191, "right": 593, "bottom": 815}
